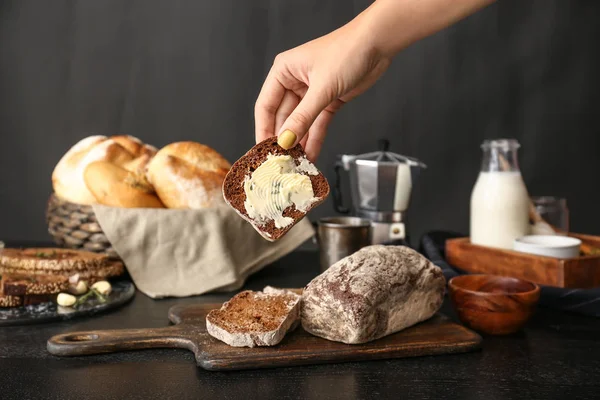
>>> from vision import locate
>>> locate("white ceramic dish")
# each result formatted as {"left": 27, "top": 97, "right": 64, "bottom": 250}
{"left": 513, "top": 235, "right": 581, "bottom": 259}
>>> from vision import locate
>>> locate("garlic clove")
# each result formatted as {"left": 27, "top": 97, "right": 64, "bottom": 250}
{"left": 68, "top": 273, "right": 80, "bottom": 285}
{"left": 91, "top": 281, "right": 112, "bottom": 296}
{"left": 68, "top": 280, "right": 88, "bottom": 295}
{"left": 57, "top": 293, "right": 77, "bottom": 307}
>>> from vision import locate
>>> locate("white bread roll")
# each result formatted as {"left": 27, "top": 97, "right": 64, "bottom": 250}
{"left": 122, "top": 153, "right": 154, "bottom": 192}
{"left": 84, "top": 161, "right": 164, "bottom": 208}
{"left": 146, "top": 142, "right": 231, "bottom": 209}
{"left": 52, "top": 137, "right": 136, "bottom": 204}
{"left": 110, "top": 135, "right": 157, "bottom": 158}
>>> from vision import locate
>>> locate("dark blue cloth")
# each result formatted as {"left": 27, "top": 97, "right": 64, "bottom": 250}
{"left": 419, "top": 231, "right": 600, "bottom": 318}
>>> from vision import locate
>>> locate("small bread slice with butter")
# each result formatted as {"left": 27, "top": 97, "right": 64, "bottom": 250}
{"left": 222, "top": 137, "right": 329, "bottom": 241}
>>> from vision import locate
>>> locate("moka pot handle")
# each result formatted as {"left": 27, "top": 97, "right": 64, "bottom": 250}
{"left": 333, "top": 160, "right": 350, "bottom": 214}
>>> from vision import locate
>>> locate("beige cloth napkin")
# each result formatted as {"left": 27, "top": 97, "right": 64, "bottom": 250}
{"left": 92, "top": 204, "right": 314, "bottom": 298}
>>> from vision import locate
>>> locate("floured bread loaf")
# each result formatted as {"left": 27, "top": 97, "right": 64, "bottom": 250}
{"left": 301, "top": 245, "right": 445, "bottom": 344}
{"left": 206, "top": 288, "right": 301, "bottom": 347}
{"left": 222, "top": 137, "right": 329, "bottom": 241}
{"left": 146, "top": 142, "right": 231, "bottom": 209}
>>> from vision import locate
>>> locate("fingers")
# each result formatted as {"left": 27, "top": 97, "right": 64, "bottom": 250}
{"left": 275, "top": 91, "right": 300, "bottom": 135}
{"left": 254, "top": 67, "right": 286, "bottom": 144}
{"left": 303, "top": 102, "right": 340, "bottom": 162}
{"left": 277, "top": 85, "right": 334, "bottom": 150}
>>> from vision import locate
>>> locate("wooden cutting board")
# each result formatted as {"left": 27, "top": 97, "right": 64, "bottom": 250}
{"left": 47, "top": 302, "right": 482, "bottom": 371}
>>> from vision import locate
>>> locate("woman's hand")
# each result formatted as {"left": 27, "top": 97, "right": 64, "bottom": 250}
{"left": 254, "top": 18, "right": 391, "bottom": 161}
{"left": 254, "top": 0, "right": 496, "bottom": 161}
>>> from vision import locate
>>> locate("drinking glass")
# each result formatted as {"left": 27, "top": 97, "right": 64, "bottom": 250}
{"left": 532, "top": 196, "right": 569, "bottom": 234}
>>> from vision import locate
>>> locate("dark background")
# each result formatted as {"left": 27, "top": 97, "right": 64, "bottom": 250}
{"left": 1, "top": 0, "right": 599, "bottom": 243}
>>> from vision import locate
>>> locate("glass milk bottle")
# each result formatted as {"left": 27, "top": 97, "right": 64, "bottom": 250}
{"left": 470, "top": 139, "right": 530, "bottom": 249}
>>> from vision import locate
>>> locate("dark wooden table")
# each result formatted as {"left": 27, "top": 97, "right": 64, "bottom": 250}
{"left": 1, "top": 248, "right": 599, "bottom": 400}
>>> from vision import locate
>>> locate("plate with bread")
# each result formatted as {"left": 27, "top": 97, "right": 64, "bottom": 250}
{"left": 0, "top": 246, "right": 134, "bottom": 326}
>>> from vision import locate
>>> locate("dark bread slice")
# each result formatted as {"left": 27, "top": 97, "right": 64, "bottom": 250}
{"left": 0, "top": 248, "right": 116, "bottom": 272}
{"left": 206, "top": 289, "right": 301, "bottom": 347}
{"left": 0, "top": 293, "right": 22, "bottom": 308}
{"left": 0, "top": 261, "right": 124, "bottom": 282}
{"left": 2, "top": 273, "right": 69, "bottom": 296}
{"left": 222, "top": 137, "right": 329, "bottom": 241}
{"left": 22, "top": 293, "right": 55, "bottom": 306}
{"left": 0, "top": 282, "right": 22, "bottom": 308}
{"left": 0, "top": 295, "right": 22, "bottom": 308}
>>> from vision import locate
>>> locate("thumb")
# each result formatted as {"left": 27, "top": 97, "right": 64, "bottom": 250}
{"left": 277, "top": 86, "right": 332, "bottom": 149}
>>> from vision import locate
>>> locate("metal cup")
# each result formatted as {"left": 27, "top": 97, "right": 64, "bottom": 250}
{"left": 315, "top": 217, "right": 372, "bottom": 272}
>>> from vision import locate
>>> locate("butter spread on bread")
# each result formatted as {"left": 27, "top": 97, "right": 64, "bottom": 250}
{"left": 243, "top": 154, "right": 319, "bottom": 229}
{"left": 222, "top": 137, "right": 330, "bottom": 242}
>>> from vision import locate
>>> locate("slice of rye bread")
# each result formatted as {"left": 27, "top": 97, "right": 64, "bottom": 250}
{"left": 0, "top": 282, "right": 22, "bottom": 308}
{"left": 222, "top": 136, "right": 329, "bottom": 241}
{"left": 0, "top": 295, "right": 22, "bottom": 308}
{"left": 206, "top": 289, "right": 301, "bottom": 347}
{"left": 22, "top": 293, "right": 55, "bottom": 306}
{"left": 1, "top": 273, "right": 69, "bottom": 296}
{"left": 0, "top": 248, "right": 121, "bottom": 273}
{"left": 0, "top": 261, "right": 124, "bottom": 282}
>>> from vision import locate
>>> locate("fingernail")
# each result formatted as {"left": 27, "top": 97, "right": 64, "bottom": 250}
{"left": 277, "top": 130, "right": 297, "bottom": 149}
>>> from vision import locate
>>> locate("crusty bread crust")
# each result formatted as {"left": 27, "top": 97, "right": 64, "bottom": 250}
{"left": 0, "top": 248, "right": 114, "bottom": 271}
{"left": 0, "top": 294, "right": 22, "bottom": 308}
{"left": 222, "top": 137, "right": 329, "bottom": 241}
{"left": 0, "top": 262, "right": 124, "bottom": 282}
{"left": 206, "top": 289, "right": 301, "bottom": 347}
{"left": 146, "top": 142, "right": 231, "bottom": 209}
{"left": 84, "top": 161, "right": 165, "bottom": 208}
{"left": 2, "top": 273, "right": 69, "bottom": 296}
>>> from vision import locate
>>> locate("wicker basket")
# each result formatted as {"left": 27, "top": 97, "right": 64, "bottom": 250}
{"left": 46, "top": 194, "right": 119, "bottom": 258}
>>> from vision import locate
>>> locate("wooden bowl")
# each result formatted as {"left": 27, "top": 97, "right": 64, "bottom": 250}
{"left": 448, "top": 274, "right": 540, "bottom": 335}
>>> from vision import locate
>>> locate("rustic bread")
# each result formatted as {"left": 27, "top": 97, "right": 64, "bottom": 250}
{"left": 0, "top": 248, "right": 113, "bottom": 271}
{"left": 206, "top": 288, "right": 301, "bottom": 347}
{"left": 22, "top": 294, "right": 56, "bottom": 306}
{"left": 146, "top": 142, "right": 231, "bottom": 209}
{"left": 0, "top": 262, "right": 123, "bottom": 282}
{"left": 0, "top": 274, "right": 71, "bottom": 308}
{"left": 52, "top": 135, "right": 158, "bottom": 206}
{"left": 53, "top": 137, "right": 136, "bottom": 204}
{"left": 146, "top": 154, "right": 225, "bottom": 209}
{"left": 301, "top": 245, "right": 446, "bottom": 344}
{"left": 2, "top": 273, "right": 69, "bottom": 296}
{"left": 52, "top": 135, "right": 110, "bottom": 204}
{"left": 110, "top": 135, "right": 146, "bottom": 157}
{"left": 222, "top": 137, "right": 329, "bottom": 241}
{"left": 0, "top": 287, "right": 22, "bottom": 308}
{"left": 0, "top": 248, "right": 124, "bottom": 281}
{"left": 84, "top": 161, "right": 164, "bottom": 208}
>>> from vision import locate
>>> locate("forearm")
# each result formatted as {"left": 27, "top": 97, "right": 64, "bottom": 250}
{"left": 353, "top": 0, "right": 496, "bottom": 58}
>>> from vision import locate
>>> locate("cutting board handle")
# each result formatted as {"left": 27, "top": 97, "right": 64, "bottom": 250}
{"left": 47, "top": 325, "right": 193, "bottom": 357}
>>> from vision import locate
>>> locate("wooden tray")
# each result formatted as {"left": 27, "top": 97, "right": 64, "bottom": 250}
{"left": 446, "top": 234, "right": 600, "bottom": 288}
{"left": 47, "top": 303, "right": 482, "bottom": 371}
